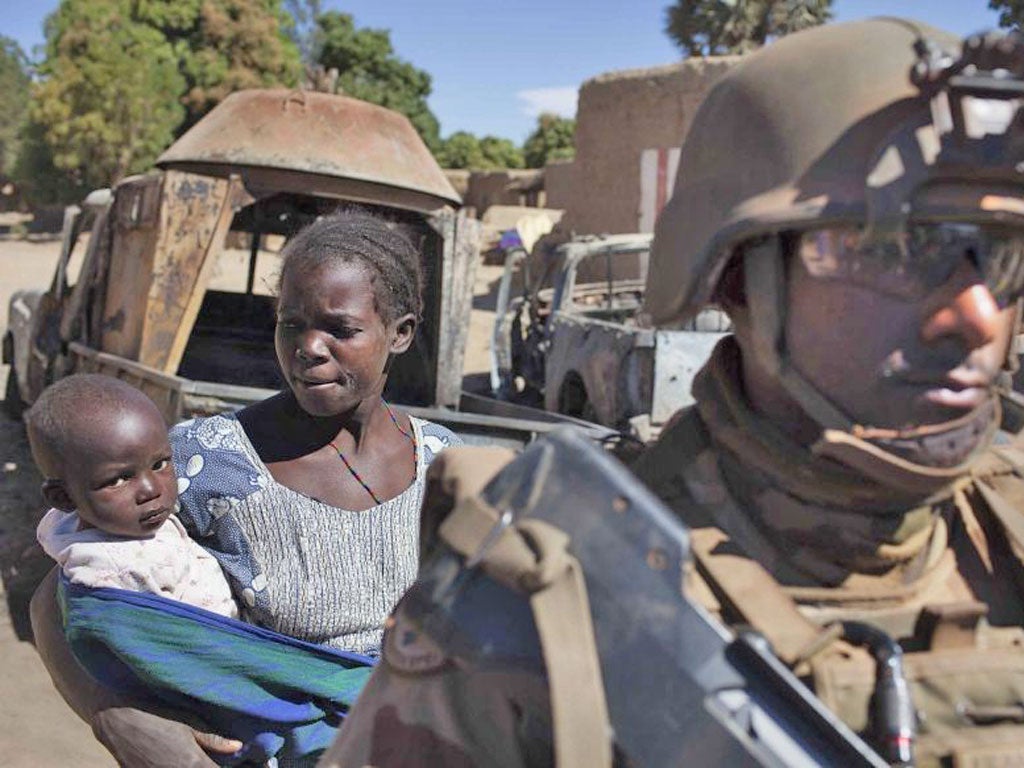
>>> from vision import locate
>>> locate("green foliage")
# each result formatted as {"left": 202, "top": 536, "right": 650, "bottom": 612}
{"left": 664, "top": 0, "right": 832, "bottom": 56}
{"left": 19, "top": 0, "right": 300, "bottom": 203}
{"left": 0, "top": 37, "right": 31, "bottom": 181}
{"left": 27, "top": 0, "right": 186, "bottom": 196}
{"left": 12, "top": 120, "right": 86, "bottom": 205}
{"left": 315, "top": 11, "right": 440, "bottom": 151}
{"left": 437, "top": 132, "right": 524, "bottom": 170}
{"left": 141, "top": 0, "right": 302, "bottom": 130}
{"left": 284, "top": 0, "right": 323, "bottom": 64}
{"left": 522, "top": 113, "right": 576, "bottom": 168}
{"left": 437, "top": 131, "right": 484, "bottom": 169}
{"left": 991, "top": 0, "right": 1024, "bottom": 30}
{"left": 479, "top": 136, "right": 525, "bottom": 169}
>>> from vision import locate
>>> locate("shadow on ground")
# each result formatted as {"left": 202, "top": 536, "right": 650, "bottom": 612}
{"left": 0, "top": 399, "right": 49, "bottom": 643}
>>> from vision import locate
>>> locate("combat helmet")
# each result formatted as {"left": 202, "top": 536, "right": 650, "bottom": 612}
{"left": 646, "top": 17, "right": 1024, "bottom": 440}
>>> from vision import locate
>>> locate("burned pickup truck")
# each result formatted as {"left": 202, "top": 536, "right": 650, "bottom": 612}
{"left": 3, "top": 89, "right": 609, "bottom": 447}
{"left": 492, "top": 233, "right": 729, "bottom": 439}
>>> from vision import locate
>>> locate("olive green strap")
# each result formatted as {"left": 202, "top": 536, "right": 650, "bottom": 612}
{"left": 689, "top": 526, "right": 826, "bottom": 667}
{"left": 439, "top": 495, "right": 613, "bottom": 768}
{"left": 976, "top": 477, "right": 1024, "bottom": 557}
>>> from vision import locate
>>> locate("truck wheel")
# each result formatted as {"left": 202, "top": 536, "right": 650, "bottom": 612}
{"left": 3, "top": 367, "right": 25, "bottom": 420}
{"left": 559, "top": 375, "right": 598, "bottom": 424}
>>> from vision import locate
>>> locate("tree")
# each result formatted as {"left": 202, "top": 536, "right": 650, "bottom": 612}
{"left": 284, "top": 0, "right": 323, "bottom": 65}
{"left": 479, "top": 136, "right": 524, "bottom": 169}
{"left": 138, "top": 0, "right": 302, "bottom": 131}
{"left": 991, "top": 0, "right": 1024, "bottom": 30}
{"left": 315, "top": 11, "right": 441, "bottom": 152}
{"left": 28, "top": 0, "right": 186, "bottom": 194}
{"left": 19, "top": 0, "right": 300, "bottom": 202}
{"left": 522, "top": 113, "right": 575, "bottom": 168}
{"left": 0, "top": 36, "right": 30, "bottom": 182}
{"left": 437, "top": 132, "right": 485, "bottom": 169}
{"left": 13, "top": 119, "right": 88, "bottom": 205}
{"left": 664, "top": 0, "right": 832, "bottom": 57}
{"left": 437, "top": 132, "right": 524, "bottom": 170}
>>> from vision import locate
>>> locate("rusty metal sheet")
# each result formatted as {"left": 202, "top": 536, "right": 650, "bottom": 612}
{"left": 100, "top": 174, "right": 164, "bottom": 360}
{"left": 137, "top": 171, "right": 242, "bottom": 371}
{"left": 544, "top": 314, "right": 641, "bottom": 427}
{"left": 433, "top": 209, "right": 480, "bottom": 407}
{"left": 157, "top": 90, "right": 461, "bottom": 213}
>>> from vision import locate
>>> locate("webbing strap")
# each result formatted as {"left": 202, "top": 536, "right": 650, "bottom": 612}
{"left": 689, "top": 526, "right": 825, "bottom": 666}
{"left": 977, "top": 479, "right": 1024, "bottom": 557}
{"left": 439, "top": 496, "right": 613, "bottom": 768}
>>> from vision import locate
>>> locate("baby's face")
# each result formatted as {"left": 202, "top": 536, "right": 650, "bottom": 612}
{"left": 60, "top": 406, "right": 178, "bottom": 538}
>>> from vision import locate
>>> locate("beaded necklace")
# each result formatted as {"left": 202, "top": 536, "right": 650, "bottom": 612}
{"left": 328, "top": 400, "right": 417, "bottom": 506}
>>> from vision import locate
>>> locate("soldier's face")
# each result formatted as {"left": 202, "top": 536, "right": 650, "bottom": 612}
{"left": 784, "top": 253, "right": 1018, "bottom": 430}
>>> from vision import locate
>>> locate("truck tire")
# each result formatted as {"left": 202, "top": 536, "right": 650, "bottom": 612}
{"left": 3, "top": 366, "right": 25, "bottom": 420}
{"left": 558, "top": 374, "right": 598, "bottom": 424}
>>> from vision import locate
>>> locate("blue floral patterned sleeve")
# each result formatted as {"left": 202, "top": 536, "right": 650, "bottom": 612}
{"left": 169, "top": 415, "right": 270, "bottom": 608}
{"left": 417, "top": 420, "right": 463, "bottom": 463}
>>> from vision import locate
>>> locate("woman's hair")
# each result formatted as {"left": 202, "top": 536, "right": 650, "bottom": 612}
{"left": 278, "top": 210, "right": 424, "bottom": 323}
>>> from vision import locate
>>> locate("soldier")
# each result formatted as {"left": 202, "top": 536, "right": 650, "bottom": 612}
{"left": 323, "top": 17, "right": 1024, "bottom": 768}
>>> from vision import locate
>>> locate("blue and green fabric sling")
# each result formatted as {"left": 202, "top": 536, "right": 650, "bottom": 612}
{"left": 58, "top": 577, "right": 375, "bottom": 765}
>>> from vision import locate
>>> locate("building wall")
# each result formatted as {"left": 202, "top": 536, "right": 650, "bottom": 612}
{"left": 457, "top": 169, "right": 544, "bottom": 216}
{"left": 443, "top": 170, "right": 470, "bottom": 202}
{"left": 543, "top": 159, "right": 576, "bottom": 213}
{"left": 566, "top": 57, "right": 741, "bottom": 235}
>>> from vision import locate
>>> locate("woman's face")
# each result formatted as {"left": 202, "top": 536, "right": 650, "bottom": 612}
{"left": 275, "top": 260, "right": 415, "bottom": 417}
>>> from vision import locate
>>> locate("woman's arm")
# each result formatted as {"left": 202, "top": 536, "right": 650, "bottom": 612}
{"left": 29, "top": 567, "right": 233, "bottom": 767}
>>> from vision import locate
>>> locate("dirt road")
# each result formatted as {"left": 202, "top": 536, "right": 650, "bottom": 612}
{"left": 0, "top": 237, "right": 503, "bottom": 765}
{"left": 0, "top": 238, "right": 112, "bottom": 766}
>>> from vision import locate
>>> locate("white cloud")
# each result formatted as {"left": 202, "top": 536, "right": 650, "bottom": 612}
{"left": 516, "top": 86, "right": 578, "bottom": 119}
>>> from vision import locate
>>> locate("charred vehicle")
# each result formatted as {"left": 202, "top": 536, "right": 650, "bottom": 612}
{"left": 3, "top": 89, "right": 609, "bottom": 447}
{"left": 492, "top": 233, "right": 729, "bottom": 438}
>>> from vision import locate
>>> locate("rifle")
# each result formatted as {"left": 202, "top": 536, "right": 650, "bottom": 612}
{"left": 447, "top": 428, "right": 891, "bottom": 767}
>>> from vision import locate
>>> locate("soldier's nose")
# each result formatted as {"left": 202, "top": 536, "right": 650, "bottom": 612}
{"left": 920, "top": 282, "right": 999, "bottom": 351}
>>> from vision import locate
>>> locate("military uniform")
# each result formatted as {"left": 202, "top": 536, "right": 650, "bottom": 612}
{"left": 322, "top": 342, "right": 1024, "bottom": 767}
{"left": 325, "top": 18, "right": 1024, "bottom": 768}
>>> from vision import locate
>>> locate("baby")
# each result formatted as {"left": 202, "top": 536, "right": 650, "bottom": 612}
{"left": 29, "top": 374, "right": 237, "bottom": 618}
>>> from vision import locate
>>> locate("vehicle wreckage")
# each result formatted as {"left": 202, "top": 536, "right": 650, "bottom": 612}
{"left": 3, "top": 89, "right": 610, "bottom": 447}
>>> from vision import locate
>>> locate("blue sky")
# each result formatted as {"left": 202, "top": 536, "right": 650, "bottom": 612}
{"left": 2, "top": 1, "right": 1004, "bottom": 142}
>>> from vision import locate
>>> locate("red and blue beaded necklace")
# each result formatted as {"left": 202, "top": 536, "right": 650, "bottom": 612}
{"left": 328, "top": 400, "right": 417, "bottom": 506}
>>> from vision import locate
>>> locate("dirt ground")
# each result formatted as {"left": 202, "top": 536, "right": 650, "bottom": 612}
{"left": 0, "top": 238, "right": 113, "bottom": 766}
{"left": 0, "top": 237, "right": 503, "bottom": 765}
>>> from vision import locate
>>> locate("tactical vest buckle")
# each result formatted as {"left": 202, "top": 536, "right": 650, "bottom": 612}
{"left": 915, "top": 601, "right": 987, "bottom": 651}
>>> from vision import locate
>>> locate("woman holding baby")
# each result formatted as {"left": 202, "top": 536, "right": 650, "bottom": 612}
{"left": 29, "top": 211, "right": 460, "bottom": 766}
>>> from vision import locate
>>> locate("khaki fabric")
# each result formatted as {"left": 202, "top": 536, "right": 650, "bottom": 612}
{"left": 419, "top": 446, "right": 516, "bottom": 559}
{"left": 322, "top": 448, "right": 609, "bottom": 768}
{"left": 634, "top": 345, "right": 1024, "bottom": 766}
{"left": 319, "top": 594, "right": 552, "bottom": 768}
{"left": 436, "top": 496, "right": 612, "bottom": 768}
{"left": 331, "top": 345, "right": 1024, "bottom": 766}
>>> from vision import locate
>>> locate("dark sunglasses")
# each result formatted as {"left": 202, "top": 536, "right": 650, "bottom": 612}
{"left": 797, "top": 223, "right": 1024, "bottom": 303}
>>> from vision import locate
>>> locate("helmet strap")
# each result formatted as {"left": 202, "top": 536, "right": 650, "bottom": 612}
{"left": 742, "top": 238, "right": 853, "bottom": 432}
{"left": 1003, "top": 298, "right": 1023, "bottom": 375}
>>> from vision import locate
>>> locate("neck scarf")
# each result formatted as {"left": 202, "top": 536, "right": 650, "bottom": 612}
{"left": 692, "top": 338, "right": 986, "bottom": 586}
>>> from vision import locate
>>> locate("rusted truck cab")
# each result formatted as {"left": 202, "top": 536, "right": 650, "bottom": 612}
{"left": 492, "top": 234, "right": 730, "bottom": 439}
{"left": 4, "top": 89, "right": 607, "bottom": 446}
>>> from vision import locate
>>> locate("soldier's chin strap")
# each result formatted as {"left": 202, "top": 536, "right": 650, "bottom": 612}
{"left": 742, "top": 239, "right": 996, "bottom": 495}
{"left": 438, "top": 495, "right": 613, "bottom": 768}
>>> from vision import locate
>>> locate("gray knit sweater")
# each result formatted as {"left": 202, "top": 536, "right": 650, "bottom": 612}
{"left": 170, "top": 413, "right": 462, "bottom": 656}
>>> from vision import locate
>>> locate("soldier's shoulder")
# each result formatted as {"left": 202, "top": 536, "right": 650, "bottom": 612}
{"left": 631, "top": 406, "right": 709, "bottom": 489}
